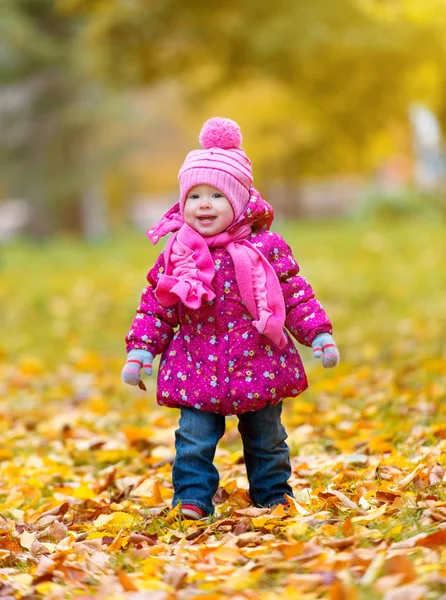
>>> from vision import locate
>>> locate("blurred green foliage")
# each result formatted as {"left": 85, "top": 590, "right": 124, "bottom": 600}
{"left": 354, "top": 187, "right": 446, "bottom": 221}
{"left": 1, "top": 219, "right": 444, "bottom": 368}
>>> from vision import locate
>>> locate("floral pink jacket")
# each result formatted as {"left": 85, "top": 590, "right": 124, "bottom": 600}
{"left": 126, "top": 203, "right": 332, "bottom": 416}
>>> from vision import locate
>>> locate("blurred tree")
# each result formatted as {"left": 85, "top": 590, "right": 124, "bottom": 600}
{"left": 2, "top": 0, "right": 445, "bottom": 233}
{"left": 0, "top": 0, "right": 129, "bottom": 237}
{"left": 58, "top": 0, "right": 446, "bottom": 184}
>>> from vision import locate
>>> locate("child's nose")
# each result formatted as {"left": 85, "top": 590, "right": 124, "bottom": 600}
{"left": 199, "top": 196, "right": 212, "bottom": 207}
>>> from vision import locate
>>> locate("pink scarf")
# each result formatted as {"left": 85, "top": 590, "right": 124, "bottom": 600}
{"left": 147, "top": 189, "right": 287, "bottom": 348}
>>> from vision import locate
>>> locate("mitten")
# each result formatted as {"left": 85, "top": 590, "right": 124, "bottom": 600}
{"left": 311, "top": 333, "right": 340, "bottom": 368}
{"left": 121, "top": 349, "right": 153, "bottom": 385}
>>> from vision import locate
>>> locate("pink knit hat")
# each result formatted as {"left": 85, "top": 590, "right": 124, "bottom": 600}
{"left": 178, "top": 117, "right": 253, "bottom": 222}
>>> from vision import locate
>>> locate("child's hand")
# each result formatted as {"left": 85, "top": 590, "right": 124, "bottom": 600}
{"left": 311, "top": 333, "right": 340, "bottom": 368}
{"left": 121, "top": 349, "right": 154, "bottom": 385}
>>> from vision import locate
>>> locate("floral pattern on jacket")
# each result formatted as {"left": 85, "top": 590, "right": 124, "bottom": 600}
{"left": 125, "top": 229, "right": 333, "bottom": 416}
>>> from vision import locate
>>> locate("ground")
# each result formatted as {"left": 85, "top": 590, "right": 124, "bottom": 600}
{"left": 0, "top": 218, "right": 445, "bottom": 599}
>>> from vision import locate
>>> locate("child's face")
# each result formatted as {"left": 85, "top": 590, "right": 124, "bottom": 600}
{"left": 184, "top": 184, "right": 234, "bottom": 236}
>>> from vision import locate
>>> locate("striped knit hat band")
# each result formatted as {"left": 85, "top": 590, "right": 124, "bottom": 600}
{"left": 179, "top": 118, "right": 253, "bottom": 222}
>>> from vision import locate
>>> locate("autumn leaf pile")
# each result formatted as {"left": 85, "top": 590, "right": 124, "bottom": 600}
{"left": 0, "top": 220, "right": 445, "bottom": 600}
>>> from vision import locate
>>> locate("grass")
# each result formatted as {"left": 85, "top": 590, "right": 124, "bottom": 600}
{"left": 1, "top": 218, "right": 444, "bottom": 367}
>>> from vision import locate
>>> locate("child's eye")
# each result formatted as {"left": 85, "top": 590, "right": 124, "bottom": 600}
{"left": 189, "top": 194, "right": 199, "bottom": 199}
{"left": 213, "top": 193, "right": 222, "bottom": 198}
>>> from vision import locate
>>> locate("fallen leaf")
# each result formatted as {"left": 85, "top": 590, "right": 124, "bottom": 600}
{"left": 395, "top": 465, "right": 425, "bottom": 489}
{"left": 163, "top": 567, "right": 188, "bottom": 589}
{"left": 285, "top": 494, "right": 311, "bottom": 515}
{"left": 351, "top": 504, "right": 387, "bottom": 523}
{"left": 270, "top": 503, "right": 287, "bottom": 518}
{"left": 429, "top": 465, "right": 445, "bottom": 486}
{"left": 74, "top": 484, "right": 97, "bottom": 500}
{"left": 325, "top": 487, "right": 360, "bottom": 511}
{"left": 415, "top": 529, "right": 446, "bottom": 548}
{"left": 382, "top": 584, "right": 428, "bottom": 600}
{"left": 212, "top": 546, "right": 241, "bottom": 563}
{"left": 117, "top": 568, "right": 139, "bottom": 592}
{"left": 19, "top": 531, "right": 36, "bottom": 551}
{"left": 383, "top": 555, "right": 417, "bottom": 583}
{"left": 0, "top": 536, "right": 22, "bottom": 554}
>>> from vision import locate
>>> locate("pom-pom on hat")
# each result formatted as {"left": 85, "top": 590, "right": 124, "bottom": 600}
{"left": 179, "top": 117, "right": 253, "bottom": 222}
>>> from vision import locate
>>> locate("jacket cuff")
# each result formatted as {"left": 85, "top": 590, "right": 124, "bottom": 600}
{"left": 126, "top": 342, "right": 158, "bottom": 357}
{"left": 304, "top": 327, "right": 333, "bottom": 347}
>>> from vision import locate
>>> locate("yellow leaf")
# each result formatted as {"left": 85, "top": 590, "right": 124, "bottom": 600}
{"left": 284, "top": 520, "right": 308, "bottom": 538}
{"left": 35, "top": 583, "right": 64, "bottom": 595}
{"left": 93, "top": 512, "right": 135, "bottom": 528}
{"left": 19, "top": 355, "right": 45, "bottom": 375}
{"left": 141, "top": 556, "right": 167, "bottom": 577}
{"left": 86, "top": 532, "right": 105, "bottom": 540}
{"left": 351, "top": 504, "right": 387, "bottom": 523}
{"left": 225, "top": 570, "right": 262, "bottom": 591}
{"left": 87, "top": 397, "right": 109, "bottom": 415}
{"left": 251, "top": 515, "right": 270, "bottom": 528}
{"left": 73, "top": 484, "right": 97, "bottom": 500}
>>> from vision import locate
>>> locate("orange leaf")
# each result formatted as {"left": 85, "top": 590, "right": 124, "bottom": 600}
{"left": 0, "top": 536, "right": 22, "bottom": 554}
{"left": 270, "top": 503, "right": 287, "bottom": 518}
{"left": 276, "top": 541, "right": 304, "bottom": 559}
{"left": 151, "top": 480, "right": 164, "bottom": 505}
{"left": 383, "top": 555, "right": 416, "bottom": 583}
{"left": 415, "top": 529, "right": 446, "bottom": 548}
{"left": 118, "top": 568, "right": 139, "bottom": 592}
{"left": 329, "top": 580, "right": 357, "bottom": 600}
{"left": 212, "top": 546, "right": 241, "bottom": 563}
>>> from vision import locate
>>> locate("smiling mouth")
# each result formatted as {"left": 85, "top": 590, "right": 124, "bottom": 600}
{"left": 197, "top": 216, "right": 217, "bottom": 223}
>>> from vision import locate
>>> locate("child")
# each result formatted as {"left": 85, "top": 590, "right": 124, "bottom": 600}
{"left": 122, "top": 117, "right": 339, "bottom": 520}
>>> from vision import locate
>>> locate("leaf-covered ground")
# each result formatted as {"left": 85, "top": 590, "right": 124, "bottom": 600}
{"left": 0, "top": 219, "right": 445, "bottom": 599}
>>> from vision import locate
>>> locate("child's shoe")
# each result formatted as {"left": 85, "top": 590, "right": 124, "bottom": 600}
{"left": 180, "top": 504, "right": 207, "bottom": 520}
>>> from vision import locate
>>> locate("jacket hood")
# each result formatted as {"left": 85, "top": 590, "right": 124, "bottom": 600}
{"left": 227, "top": 186, "right": 274, "bottom": 233}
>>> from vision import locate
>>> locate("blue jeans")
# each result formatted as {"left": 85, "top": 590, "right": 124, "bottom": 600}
{"left": 172, "top": 402, "right": 293, "bottom": 515}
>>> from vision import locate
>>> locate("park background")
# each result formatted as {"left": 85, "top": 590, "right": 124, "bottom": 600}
{"left": 0, "top": 1, "right": 445, "bottom": 599}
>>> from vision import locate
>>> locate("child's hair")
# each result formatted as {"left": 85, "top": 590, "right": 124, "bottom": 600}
{"left": 178, "top": 117, "right": 253, "bottom": 222}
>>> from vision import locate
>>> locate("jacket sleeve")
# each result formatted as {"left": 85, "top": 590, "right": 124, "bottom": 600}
{"left": 125, "top": 251, "right": 179, "bottom": 356}
{"left": 267, "top": 231, "right": 332, "bottom": 346}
